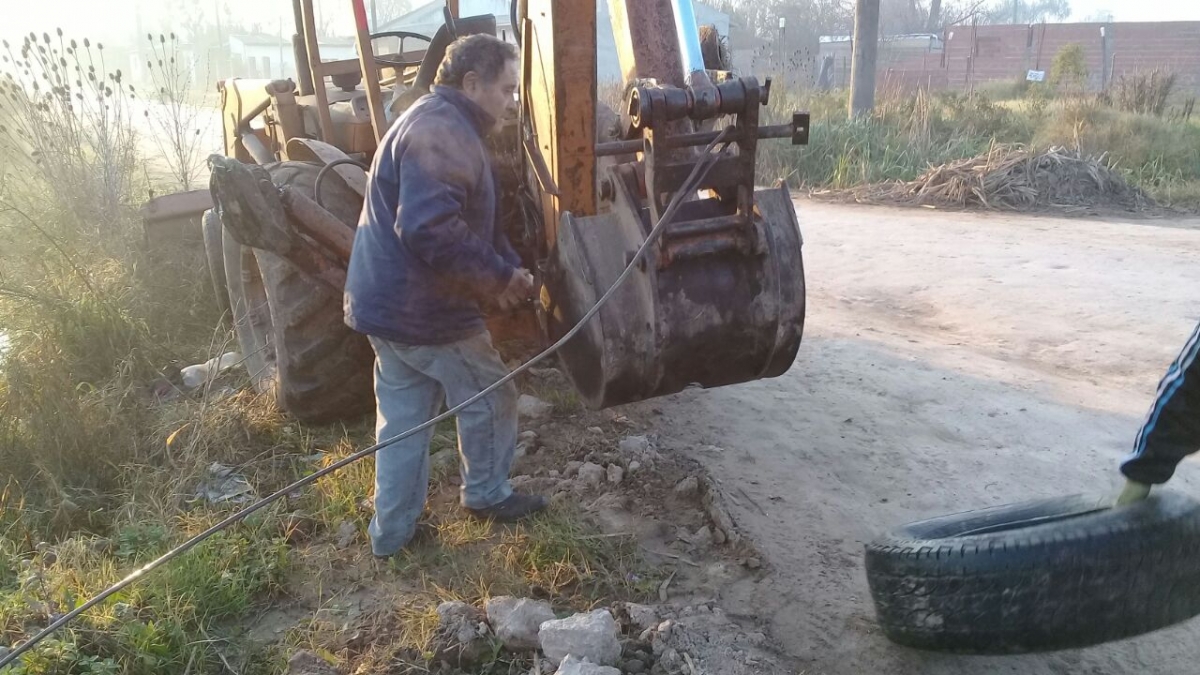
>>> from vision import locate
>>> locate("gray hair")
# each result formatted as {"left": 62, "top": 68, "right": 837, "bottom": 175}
{"left": 434, "top": 34, "right": 518, "bottom": 88}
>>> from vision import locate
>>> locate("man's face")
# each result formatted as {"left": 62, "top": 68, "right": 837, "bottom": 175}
{"left": 462, "top": 59, "right": 519, "bottom": 132}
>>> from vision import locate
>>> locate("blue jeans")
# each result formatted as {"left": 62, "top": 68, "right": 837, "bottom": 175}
{"left": 367, "top": 331, "right": 518, "bottom": 556}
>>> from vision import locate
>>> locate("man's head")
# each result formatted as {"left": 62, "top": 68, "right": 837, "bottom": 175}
{"left": 434, "top": 34, "right": 519, "bottom": 131}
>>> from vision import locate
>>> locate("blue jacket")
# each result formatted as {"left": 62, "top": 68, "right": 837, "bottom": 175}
{"left": 344, "top": 86, "right": 520, "bottom": 345}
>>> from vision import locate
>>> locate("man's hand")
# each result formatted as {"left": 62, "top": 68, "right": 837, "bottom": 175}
{"left": 497, "top": 268, "right": 535, "bottom": 310}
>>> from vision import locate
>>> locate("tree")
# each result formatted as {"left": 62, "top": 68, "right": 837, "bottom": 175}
{"left": 978, "top": 0, "right": 1071, "bottom": 24}
{"left": 1050, "top": 42, "right": 1087, "bottom": 90}
{"left": 714, "top": 0, "right": 856, "bottom": 40}
{"left": 372, "top": 0, "right": 414, "bottom": 26}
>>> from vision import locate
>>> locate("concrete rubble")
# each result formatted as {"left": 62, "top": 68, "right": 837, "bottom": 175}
{"left": 606, "top": 464, "right": 624, "bottom": 485}
{"left": 577, "top": 462, "right": 606, "bottom": 488}
{"left": 672, "top": 476, "right": 700, "bottom": 498}
{"left": 618, "top": 602, "right": 660, "bottom": 632}
{"left": 518, "top": 394, "right": 554, "bottom": 420}
{"left": 552, "top": 654, "right": 622, "bottom": 675}
{"left": 486, "top": 595, "right": 556, "bottom": 651}
{"left": 539, "top": 609, "right": 622, "bottom": 666}
{"left": 432, "top": 600, "right": 492, "bottom": 666}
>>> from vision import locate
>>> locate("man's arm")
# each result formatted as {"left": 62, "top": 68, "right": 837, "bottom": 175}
{"left": 395, "top": 129, "right": 514, "bottom": 298}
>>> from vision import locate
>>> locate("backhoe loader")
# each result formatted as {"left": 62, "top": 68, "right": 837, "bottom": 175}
{"left": 202, "top": 0, "right": 810, "bottom": 423}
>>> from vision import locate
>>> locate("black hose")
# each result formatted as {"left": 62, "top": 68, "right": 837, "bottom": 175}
{"left": 0, "top": 128, "right": 735, "bottom": 670}
{"left": 315, "top": 158, "right": 371, "bottom": 210}
{"left": 510, "top": 0, "right": 522, "bottom": 46}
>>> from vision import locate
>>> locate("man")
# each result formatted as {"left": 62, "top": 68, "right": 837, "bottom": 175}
{"left": 344, "top": 34, "right": 546, "bottom": 558}
{"left": 1118, "top": 319, "right": 1200, "bottom": 504}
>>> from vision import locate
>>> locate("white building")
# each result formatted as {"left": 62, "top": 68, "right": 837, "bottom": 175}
{"left": 228, "top": 33, "right": 358, "bottom": 80}
{"left": 377, "top": 0, "right": 730, "bottom": 83}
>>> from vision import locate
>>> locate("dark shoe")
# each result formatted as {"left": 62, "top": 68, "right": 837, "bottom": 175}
{"left": 465, "top": 492, "right": 549, "bottom": 523}
{"left": 373, "top": 522, "right": 437, "bottom": 559}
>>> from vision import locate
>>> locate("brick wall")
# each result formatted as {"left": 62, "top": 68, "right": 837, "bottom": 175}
{"left": 869, "top": 21, "right": 1200, "bottom": 95}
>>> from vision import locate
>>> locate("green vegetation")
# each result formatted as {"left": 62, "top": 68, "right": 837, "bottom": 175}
{"left": 0, "top": 28, "right": 653, "bottom": 675}
{"left": 3, "top": 21, "right": 1198, "bottom": 675}
{"left": 759, "top": 78, "right": 1200, "bottom": 207}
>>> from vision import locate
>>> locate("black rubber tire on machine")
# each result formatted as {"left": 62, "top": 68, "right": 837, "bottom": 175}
{"left": 217, "top": 162, "right": 375, "bottom": 423}
{"left": 865, "top": 491, "right": 1200, "bottom": 654}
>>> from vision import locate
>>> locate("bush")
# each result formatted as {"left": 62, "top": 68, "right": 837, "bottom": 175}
{"left": 1112, "top": 70, "right": 1177, "bottom": 117}
{"left": 0, "top": 32, "right": 141, "bottom": 229}
{"left": 754, "top": 84, "right": 1200, "bottom": 208}
{"left": 1051, "top": 43, "right": 1089, "bottom": 92}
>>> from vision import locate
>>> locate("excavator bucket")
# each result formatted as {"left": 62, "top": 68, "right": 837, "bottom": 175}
{"left": 523, "top": 0, "right": 808, "bottom": 409}
{"left": 548, "top": 184, "right": 805, "bottom": 409}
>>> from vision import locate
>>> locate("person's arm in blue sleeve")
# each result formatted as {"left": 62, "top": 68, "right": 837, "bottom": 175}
{"left": 395, "top": 129, "right": 514, "bottom": 297}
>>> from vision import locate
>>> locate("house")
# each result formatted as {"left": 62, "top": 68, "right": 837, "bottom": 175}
{"left": 377, "top": 0, "right": 730, "bottom": 82}
{"left": 228, "top": 32, "right": 358, "bottom": 80}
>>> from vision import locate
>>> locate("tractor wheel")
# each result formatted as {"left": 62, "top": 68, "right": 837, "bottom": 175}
{"left": 202, "top": 208, "right": 232, "bottom": 324}
{"left": 221, "top": 161, "right": 375, "bottom": 423}
{"left": 222, "top": 227, "right": 275, "bottom": 393}
{"left": 865, "top": 491, "right": 1200, "bottom": 654}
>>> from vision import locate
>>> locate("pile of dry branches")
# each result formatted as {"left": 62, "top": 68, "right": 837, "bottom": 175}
{"left": 844, "top": 145, "right": 1154, "bottom": 212}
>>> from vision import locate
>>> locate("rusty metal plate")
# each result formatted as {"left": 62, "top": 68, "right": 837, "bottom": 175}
{"left": 547, "top": 185, "right": 805, "bottom": 409}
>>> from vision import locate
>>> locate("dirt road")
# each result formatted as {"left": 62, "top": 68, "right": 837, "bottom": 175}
{"left": 650, "top": 202, "right": 1200, "bottom": 674}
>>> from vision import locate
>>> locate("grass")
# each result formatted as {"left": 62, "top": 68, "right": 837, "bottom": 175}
{"left": 758, "top": 86, "right": 1200, "bottom": 208}
{"left": 8, "top": 21, "right": 1195, "bottom": 675}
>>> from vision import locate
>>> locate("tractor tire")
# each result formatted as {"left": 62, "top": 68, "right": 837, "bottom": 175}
{"left": 221, "top": 161, "right": 375, "bottom": 423}
{"left": 865, "top": 491, "right": 1200, "bottom": 654}
{"left": 222, "top": 227, "right": 275, "bottom": 393}
{"left": 203, "top": 208, "right": 232, "bottom": 324}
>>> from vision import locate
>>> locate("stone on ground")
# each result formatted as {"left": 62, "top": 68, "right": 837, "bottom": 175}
{"left": 518, "top": 395, "right": 554, "bottom": 420}
{"left": 577, "top": 462, "right": 606, "bottom": 487}
{"left": 552, "top": 655, "right": 622, "bottom": 675}
{"left": 673, "top": 476, "right": 700, "bottom": 498}
{"left": 432, "top": 600, "right": 491, "bottom": 666}
{"left": 539, "top": 609, "right": 622, "bottom": 666}
{"left": 485, "top": 595, "right": 556, "bottom": 650}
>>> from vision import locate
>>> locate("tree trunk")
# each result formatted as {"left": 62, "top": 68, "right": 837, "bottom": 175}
{"left": 925, "top": 0, "right": 943, "bottom": 32}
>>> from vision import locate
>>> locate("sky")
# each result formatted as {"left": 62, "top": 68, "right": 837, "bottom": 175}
{"left": 2, "top": 0, "right": 1197, "bottom": 50}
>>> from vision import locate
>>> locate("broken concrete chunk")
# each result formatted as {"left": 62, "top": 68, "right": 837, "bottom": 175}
{"left": 437, "top": 600, "right": 483, "bottom": 624}
{"left": 606, "top": 464, "right": 624, "bottom": 485}
{"left": 673, "top": 476, "right": 700, "bottom": 498}
{"left": 539, "top": 609, "right": 622, "bottom": 666}
{"left": 433, "top": 601, "right": 491, "bottom": 666}
{"left": 618, "top": 435, "right": 650, "bottom": 456}
{"left": 621, "top": 603, "right": 660, "bottom": 632}
{"left": 577, "top": 462, "right": 606, "bottom": 488}
{"left": 552, "top": 655, "right": 622, "bottom": 675}
{"left": 485, "top": 596, "right": 556, "bottom": 651}
{"left": 627, "top": 460, "right": 641, "bottom": 473}
{"left": 518, "top": 395, "right": 554, "bottom": 420}
{"left": 565, "top": 461, "right": 584, "bottom": 478}
{"left": 690, "top": 525, "right": 714, "bottom": 550}
{"left": 702, "top": 484, "right": 741, "bottom": 544}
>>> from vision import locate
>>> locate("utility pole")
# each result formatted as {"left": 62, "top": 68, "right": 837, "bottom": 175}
{"left": 849, "top": 0, "right": 880, "bottom": 119}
